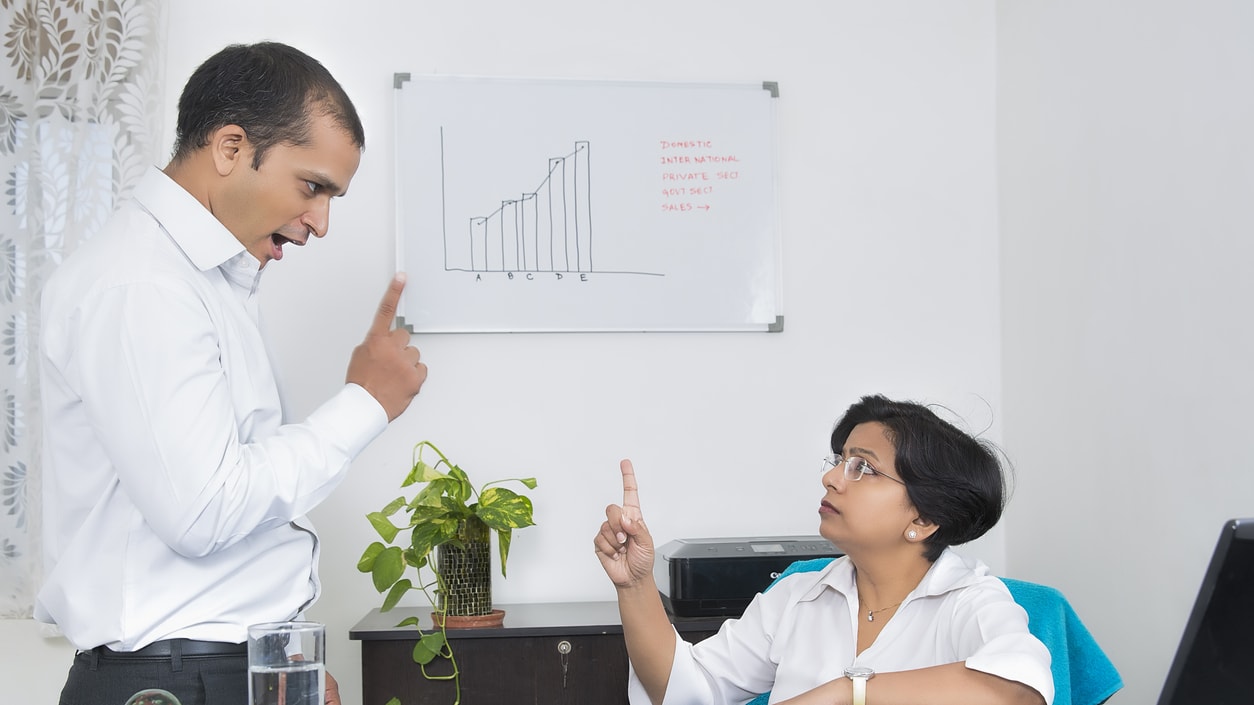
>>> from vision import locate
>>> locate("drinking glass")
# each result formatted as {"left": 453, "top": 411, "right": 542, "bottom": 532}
{"left": 247, "top": 621, "right": 325, "bottom": 705}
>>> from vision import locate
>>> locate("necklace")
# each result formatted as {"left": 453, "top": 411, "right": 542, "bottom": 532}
{"left": 860, "top": 596, "right": 903, "bottom": 622}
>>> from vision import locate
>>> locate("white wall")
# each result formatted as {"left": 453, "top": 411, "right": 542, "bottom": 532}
{"left": 4, "top": 2, "right": 1006, "bottom": 702}
{"left": 999, "top": 1, "right": 1254, "bottom": 703}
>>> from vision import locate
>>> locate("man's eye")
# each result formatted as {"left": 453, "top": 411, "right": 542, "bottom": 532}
{"left": 304, "top": 180, "right": 320, "bottom": 194}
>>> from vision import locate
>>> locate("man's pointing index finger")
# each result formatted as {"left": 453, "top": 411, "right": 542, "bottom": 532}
{"left": 370, "top": 272, "right": 406, "bottom": 336}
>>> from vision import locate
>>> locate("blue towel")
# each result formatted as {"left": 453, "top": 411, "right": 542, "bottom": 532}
{"left": 741, "top": 560, "right": 1122, "bottom": 705}
{"left": 1000, "top": 578, "right": 1123, "bottom": 705}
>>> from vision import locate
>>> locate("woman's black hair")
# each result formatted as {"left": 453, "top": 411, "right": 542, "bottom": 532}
{"left": 830, "top": 394, "right": 1007, "bottom": 562}
{"left": 171, "top": 42, "right": 365, "bottom": 167}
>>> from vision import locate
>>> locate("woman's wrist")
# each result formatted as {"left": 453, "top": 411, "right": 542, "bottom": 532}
{"left": 820, "top": 674, "right": 855, "bottom": 705}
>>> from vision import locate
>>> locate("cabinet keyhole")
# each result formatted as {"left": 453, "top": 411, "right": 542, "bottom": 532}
{"left": 557, "top": 639, "right": 572, "bottom": 687}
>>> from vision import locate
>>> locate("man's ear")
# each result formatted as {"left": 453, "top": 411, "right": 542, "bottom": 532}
{"left": 209, "top": 124, "right": 250, "bottom": 176}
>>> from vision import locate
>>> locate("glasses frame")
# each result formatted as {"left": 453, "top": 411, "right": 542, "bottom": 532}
{"left": 822, "top": 454, "right": 906, "bottom": 487}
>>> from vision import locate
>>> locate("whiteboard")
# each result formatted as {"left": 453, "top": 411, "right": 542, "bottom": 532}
{"left": 393, "top": 74, "right": 782, "bottom": 332}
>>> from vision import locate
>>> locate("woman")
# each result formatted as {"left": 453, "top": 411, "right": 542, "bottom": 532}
{"left": 594, "top": 394, "right": 1052, "bottom": 705}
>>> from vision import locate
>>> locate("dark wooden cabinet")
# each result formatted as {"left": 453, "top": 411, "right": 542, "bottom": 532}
{"left": 350, "top": 602, "right": 726, "bottom": 705}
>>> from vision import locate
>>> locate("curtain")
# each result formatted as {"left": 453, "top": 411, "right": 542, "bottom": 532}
{"left": 0, "top": 0, "right": 164, "bottom": 617}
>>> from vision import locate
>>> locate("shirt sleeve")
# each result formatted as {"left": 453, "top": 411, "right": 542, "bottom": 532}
{"left": 627, "top": 590, "right": 789, "bottom": 705}
{"left": 952, "top": 581, "right": 1056, "bottom": 705}
{"left": 72, "top": 275, "right": 388, "bottom": 558}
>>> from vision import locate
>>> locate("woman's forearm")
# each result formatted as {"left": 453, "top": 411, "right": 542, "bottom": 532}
{"left": 776, "top": 662, "right": 1046, "bottom": 705}
{"left": 617, "top": 577, "right": 679, "bottom": 705}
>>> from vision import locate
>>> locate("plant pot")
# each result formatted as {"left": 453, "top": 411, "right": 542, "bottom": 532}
{"left": 436, "top": 516, "right": 494, "bottom": 617}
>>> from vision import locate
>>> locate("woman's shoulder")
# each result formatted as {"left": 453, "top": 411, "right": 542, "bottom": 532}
{"left": 920, "top": 549, "right": 1015, "bottom": 602}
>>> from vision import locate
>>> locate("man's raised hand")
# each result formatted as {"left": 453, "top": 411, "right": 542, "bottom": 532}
{"left": 346, "top": 273, "right": 426, "bottom": 421}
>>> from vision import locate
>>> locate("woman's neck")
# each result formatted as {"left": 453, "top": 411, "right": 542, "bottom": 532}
{"left": 849, "top": 548, "right": 934, "bottom": 609}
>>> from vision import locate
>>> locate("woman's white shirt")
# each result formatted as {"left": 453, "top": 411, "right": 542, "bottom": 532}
{"left": 630, "top": 549, "right": 1054, "bottom": 705}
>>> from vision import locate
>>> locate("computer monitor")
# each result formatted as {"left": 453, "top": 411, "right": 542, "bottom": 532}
{"left": 1157, "top": 518, "right": 1254, "bottom": 705}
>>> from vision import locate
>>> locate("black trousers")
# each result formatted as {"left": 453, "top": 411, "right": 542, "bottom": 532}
{"left": 59, "top": 647, "right": 247, "bottom": 705}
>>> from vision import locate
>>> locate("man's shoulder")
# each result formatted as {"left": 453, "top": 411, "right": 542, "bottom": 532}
{"left": 45, "top": 201, "right": 199, "bottom": 305}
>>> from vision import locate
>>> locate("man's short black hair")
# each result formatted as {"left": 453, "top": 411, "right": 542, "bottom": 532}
{"left": 830, "top": 394, "right": 1008, "bottom": 562}
{"left": 171, "top": 42, "right": 365, "bottom": 168}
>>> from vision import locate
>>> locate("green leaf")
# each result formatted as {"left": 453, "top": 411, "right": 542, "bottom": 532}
{"left": 367, "top": 511, "right": 401, "bottom": 543}
{"left": 402, "top": 548, "right": 427, "bottom": 570}
{"left": 394, "top": 616, "right": 421, "bottom": 628}
{"left": 357, "top": 542, "right": 385, "bottom": 573}
{"left": 371, "top": 546, "right": 405, "bottom": 592}
{"left": 404, "top": 458, "right": 447, "bottom": 487}
{"left": 476, "top": 488, "right": 536, "bottom": 531}
{"left": 385, "top": 698, "right": 402, "bottom": 705}
{"left": 409, "top": 521, "right": 456, "bottom": 562}
{"left": 413, "top": 477, "right": 460, "bottom": 508}
{"left": 407, "top": 496, "right": 470, "bottom": 526}
{"left": 379, "top": 495, "right": 408, "bottom": 516}
{"left": 496, "top": 527, "right": 514, "bottom": 578}
{"left": 412, "top": 632, "right": 447, "bottom": 665}
{"left": 408, "top": 502, "right": 452, "bottom": 526}
{"left": 447, "top": 464, "right": 473, "bottom": 504}
{"left": 381, "top": 578, "right": 412, "bottom": 612}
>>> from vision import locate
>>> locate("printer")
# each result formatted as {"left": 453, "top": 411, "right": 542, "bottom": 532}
{"left": 655, "top": 536, "right": 842, "bottom": 617}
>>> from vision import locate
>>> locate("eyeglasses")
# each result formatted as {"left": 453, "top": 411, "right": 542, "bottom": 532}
{"left": 821, "top": 454, "right": 906, "bottom": 486}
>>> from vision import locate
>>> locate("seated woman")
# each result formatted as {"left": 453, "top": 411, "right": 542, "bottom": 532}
{"left": 594, "top": 394, "right": 1053, "bottom": 705}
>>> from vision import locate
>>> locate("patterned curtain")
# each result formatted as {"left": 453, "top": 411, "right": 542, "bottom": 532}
{"left": 0, "top": 0, "right": 164, "bottom": 617}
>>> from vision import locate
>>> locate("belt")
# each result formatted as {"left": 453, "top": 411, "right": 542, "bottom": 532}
{"left": 94, "top": 638, "right": 247, "bottom": 659}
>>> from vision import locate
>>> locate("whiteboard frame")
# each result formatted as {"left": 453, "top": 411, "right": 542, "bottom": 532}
{"left": 392, "top": 73, "right": 784, "bottom": 333}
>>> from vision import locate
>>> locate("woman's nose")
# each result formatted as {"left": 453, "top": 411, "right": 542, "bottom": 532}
{"left": 823, "top": 466, "right": 846, "bottom": 493}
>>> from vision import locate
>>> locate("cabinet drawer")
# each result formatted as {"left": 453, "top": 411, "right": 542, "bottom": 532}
{"left": 362, "top": 633, "right": 630, "bottom": 705}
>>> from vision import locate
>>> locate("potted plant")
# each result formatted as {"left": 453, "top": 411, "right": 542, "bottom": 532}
{"left": 357, "top": 440, "right": 537, "bottom": 705}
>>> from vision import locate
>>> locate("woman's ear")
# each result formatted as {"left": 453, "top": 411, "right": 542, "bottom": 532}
{"left": 905, "top": 517, "right": 939, "bottom": 542}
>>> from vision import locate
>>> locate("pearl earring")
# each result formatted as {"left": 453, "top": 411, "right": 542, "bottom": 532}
{"left": 907, "top": 530, "right": 918, "bottom": 540}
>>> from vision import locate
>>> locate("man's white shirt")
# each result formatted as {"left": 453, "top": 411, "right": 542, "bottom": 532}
{"left": 36, "top": 167, "right": 387, "bottom": 651}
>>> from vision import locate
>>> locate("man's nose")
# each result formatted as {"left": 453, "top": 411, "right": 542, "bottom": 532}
{"left": 303, "top": 198, "right": 330, "bottom": 238}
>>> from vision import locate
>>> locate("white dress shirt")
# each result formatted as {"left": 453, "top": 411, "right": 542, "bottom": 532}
{"left": 633, "top": 549, "right": 1054, "bottom": 705}
{"left": 36, "top": 167, "right": 388, "bottom": 651}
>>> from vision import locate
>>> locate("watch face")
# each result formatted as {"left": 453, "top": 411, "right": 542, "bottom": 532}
{"left": 844, "top": 666, "right": 875, "bottom": 679}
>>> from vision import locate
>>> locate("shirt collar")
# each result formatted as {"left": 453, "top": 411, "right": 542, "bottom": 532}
{"left": 132, "top": 166, "right": 254, "bottom": 273}
{"left": 801, "top": 548, "right": 988, "bottom": 604}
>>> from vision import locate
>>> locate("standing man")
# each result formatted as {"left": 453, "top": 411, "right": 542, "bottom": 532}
{"left": 36, "top": 42, "right": 423, "bottom": 705}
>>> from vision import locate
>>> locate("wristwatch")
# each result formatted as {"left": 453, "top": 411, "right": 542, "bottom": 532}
{"left": 844, "top": 666, "right": 875, "bottom": 705}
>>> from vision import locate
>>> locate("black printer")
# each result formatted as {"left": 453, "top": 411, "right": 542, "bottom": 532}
{"left": 655, "top": 536, "right": 842, "bottom": 617}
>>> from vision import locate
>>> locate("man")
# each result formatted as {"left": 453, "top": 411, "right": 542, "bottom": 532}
{"left": 36, "top": 42, "right": 424, "bottom": 705}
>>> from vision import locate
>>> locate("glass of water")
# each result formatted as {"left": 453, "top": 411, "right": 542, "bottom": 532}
{"left": 247, "top": 621, "right": 325, "bottom": 705}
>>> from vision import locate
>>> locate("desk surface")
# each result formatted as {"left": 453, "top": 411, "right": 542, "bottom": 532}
{"left": 350, "top": 601, "right": 729, "bottom": 641}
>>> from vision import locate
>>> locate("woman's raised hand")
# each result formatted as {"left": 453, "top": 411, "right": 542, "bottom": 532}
{"left": 594, "top": 459, "right": 657, "bottom": 589}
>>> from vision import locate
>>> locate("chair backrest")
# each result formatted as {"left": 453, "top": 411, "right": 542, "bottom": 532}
{"left": 744, "top": 559, "right": 1123, "bottom": 705}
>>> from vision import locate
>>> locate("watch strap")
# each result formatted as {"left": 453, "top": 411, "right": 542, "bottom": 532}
{"left": 850, "top": 673, "right": 867, "bottom": 705}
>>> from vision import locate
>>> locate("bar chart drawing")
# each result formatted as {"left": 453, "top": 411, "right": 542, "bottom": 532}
{"left": 441, "top": 131, "right": 659, "bottom": 276}
{"left": 395, "top": 75, "right": 782, "bottom": 332}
